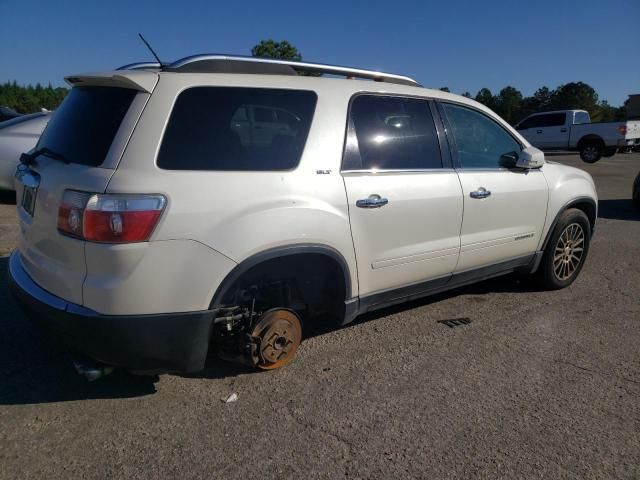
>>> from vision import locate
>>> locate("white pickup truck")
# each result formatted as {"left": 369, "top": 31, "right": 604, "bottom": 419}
{"left": 515, "top": 109, "right": 640, "bottom": 163}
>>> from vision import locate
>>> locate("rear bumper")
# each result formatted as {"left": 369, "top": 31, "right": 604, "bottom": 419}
{"left": 8, "top": 251, "right": 214, "bottom": 373}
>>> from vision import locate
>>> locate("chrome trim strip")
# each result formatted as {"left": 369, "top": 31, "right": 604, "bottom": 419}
{"left": 341, "top": 168, "right": 456, "bottom": 175}
{"left": 457, "top": 168, "right": 544, "bottom": 172}
{"left": 168, "top": 54, "right": 420, "bottom": 86}
{"left": 116, "top": 61, "right": 162, "bottom": 70}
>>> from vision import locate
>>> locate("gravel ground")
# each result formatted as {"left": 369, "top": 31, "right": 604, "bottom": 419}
{"left": 0, "top": 153, "right": 639, "bottom": 479}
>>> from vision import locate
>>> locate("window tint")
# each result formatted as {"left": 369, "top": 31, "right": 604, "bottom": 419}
{"left": 158, "top": 88, "right": 317, "bottom": 171}
{"left": 442, "top": 103, "right": 521, "bottom": 169}
{"left": 517, "top": 115, "right": 539, "bottom": 130}
{"left": 254, "top": 107, "right": 274, "bottom": 123}
{"left": 537, "top": 113, "right": 566, "bottom": 127}
{"left": 346, "top": 95, "right": 442, "bottom": 170}
{"left": 574, "top": 111, "right": 590, "bottom": 124}
{"left": 36, "top": 87, "right": 136, "bottom": 167}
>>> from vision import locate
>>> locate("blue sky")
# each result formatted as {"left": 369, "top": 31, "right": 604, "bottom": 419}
{"left": 1, "top": 0, "right": 638, "bottom": 106}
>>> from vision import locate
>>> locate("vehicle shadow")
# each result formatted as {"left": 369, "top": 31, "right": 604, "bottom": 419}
{"left": 0, "top": 190, "right": 16, "bottom": 205}
{"left": 0, "top": 252, "right": 542, "bottom": 399}
{"left": 347, "top": 272, "right": 539, "bottom": 329}
{"left": 598, "top": 199, "right": 640, "bottom": 221}
{"left": 0, "top": 256, "right": 158, "bottom": 405}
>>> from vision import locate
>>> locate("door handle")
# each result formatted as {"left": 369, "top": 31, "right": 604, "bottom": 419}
{"left": 536, "top": 129, "right": 543, "bottom": 134}
{"left": 560, "top": 128, "right": 567, "bottom": 132}
{"left": 470, "top": 187, "right": 491, "bottom": 199}
{"left": 356, "top": 194, "right": 388, "bottom": 208}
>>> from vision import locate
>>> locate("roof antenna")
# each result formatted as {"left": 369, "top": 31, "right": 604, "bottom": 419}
{"left": 138, "top": 33, "right": 163, "bottom": 66}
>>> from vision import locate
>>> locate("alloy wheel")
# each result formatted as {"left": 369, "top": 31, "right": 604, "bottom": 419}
{"left": 553, "top": 223, "right": 585, "bottom": 280}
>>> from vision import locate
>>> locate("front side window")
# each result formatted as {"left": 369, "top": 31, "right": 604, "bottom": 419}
{"left": 442, "top": 103, "right": 521, "bottom": 169}
{"left": 157, "top": 87, "right": 317, "bottom": 171}
{"left": 345, "top": 95, "right": 442, "bottom": 170}
{"left": 517, "top": 115, "right": 541, "bottom": 130}
{"left": 537, "top": 113, "right": 566, "bottom": 127}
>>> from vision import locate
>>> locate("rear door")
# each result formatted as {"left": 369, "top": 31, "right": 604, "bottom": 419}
{"left": 342, "top": 94, "right": 463, "bottom": 299}
{"left": 439, "top": 102, "right": 547, "bottom": 272}
{"left": 14, "top": 82, "right": 152, "bottom": 304}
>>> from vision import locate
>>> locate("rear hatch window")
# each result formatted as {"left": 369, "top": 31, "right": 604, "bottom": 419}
{"left": 36, "top": 86, "right": 137, "bottom": 167}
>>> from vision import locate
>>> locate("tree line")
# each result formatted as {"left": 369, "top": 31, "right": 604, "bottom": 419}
{"left": 443, "top": 82, "right": 626, "bottom": 124}
{"left": 0, "top": 39, "right": 629, "bottom": 125}
{"left": 0, "top": 81, "right": 68, "bottom": 114}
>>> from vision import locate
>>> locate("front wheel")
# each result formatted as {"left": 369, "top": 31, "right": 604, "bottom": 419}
{"left": 602, "top": 147, "right": 617, "bottom": 158}
{"left": 580, "top": 142, "right": 603, "bottom": 163}
{"left": 538, "top": 209, "right": 591, "bottom": 290}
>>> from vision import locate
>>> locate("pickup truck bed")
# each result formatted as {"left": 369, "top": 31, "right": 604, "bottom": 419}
{"left": 516, "top": 109, "right": 640, "bottom": 163}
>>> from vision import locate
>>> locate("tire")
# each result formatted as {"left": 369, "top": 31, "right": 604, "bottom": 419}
{"left": 579, "top": 141, "right": 603, "bottom": 163}
{"left": 538, "top": 208, "right": 591, "bottom": 290}
{"left": 602, "top": 147, "right": 617, "bottom": 158}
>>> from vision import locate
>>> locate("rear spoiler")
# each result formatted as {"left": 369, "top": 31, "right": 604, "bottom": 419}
{"left": 64, "top": 70, "right": 158, "bottom": 93}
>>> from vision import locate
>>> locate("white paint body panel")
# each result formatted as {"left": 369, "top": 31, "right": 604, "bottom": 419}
{"left": 456, "top": 169, "right": 548, "bottom": 271}
{"left": 537, "top": 162, "right": 598, "bottom": 249}
{"left": 343, "top": 171, "right": 462, "bottom": 294}
{"left": 13, "top": 68, "right": 598, "bottom": 317}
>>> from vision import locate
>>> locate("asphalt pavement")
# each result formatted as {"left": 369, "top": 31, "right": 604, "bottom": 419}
{"left": 0, "top": 153, "right": 639, "bottom": 479}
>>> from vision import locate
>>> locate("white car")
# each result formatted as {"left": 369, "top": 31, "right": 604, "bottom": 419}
{"left": 515, "top": 109, "right": 640, "bottom": 163}
{"left": 9, "top": 55, "right": 597, "bottom": 377}
{"left": 0, "top": 112, "right": 50, "bottom": 190}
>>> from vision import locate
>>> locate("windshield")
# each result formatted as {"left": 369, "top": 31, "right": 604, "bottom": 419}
{"left": 36, "top": 86, "right": 136, "bottom": 167}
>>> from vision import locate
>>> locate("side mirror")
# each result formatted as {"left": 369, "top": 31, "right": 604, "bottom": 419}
{"left": 499, "top": 151, "right": 518, "bottom": 168}
{"left": 515, "top": 146, "right": 545, "bottom": 169}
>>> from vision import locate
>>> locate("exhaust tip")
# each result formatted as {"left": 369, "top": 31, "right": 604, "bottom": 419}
{"left": 74, "top": 361, "right": 115, "bottom": 382}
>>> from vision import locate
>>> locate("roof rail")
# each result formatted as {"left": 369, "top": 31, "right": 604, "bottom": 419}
{"left": 116, "top": 61, "right": 162, "bottom": 71}
{"left": 117, "top": 54, "right": 421, "bottom": 87}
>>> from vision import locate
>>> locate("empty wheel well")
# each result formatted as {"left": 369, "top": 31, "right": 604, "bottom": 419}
{"left": 212, "top": 252, "right": 348, "bottom": 332}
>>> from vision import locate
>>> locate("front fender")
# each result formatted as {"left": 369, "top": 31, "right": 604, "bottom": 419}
{"left": 538, "top": 163, "right": 598, "bottom": 251}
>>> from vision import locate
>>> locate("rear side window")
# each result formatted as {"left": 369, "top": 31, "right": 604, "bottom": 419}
{"left": 345, "top": 95, "right": 442, "bottom": 170}
{"left": 157, "top": 87, "right": 317, "bottom": 171}
{"left": 574, "top": 111, "right": 590, "bottom": 124}
{"left": 36, "top": 87, "right": 136, "bottom": 167}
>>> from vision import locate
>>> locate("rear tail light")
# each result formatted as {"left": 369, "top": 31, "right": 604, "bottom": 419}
{"left": 58, "top": 191, "right": 166, "bottom": 243}
{"left": 618, "top": 124, "right": 627, "bottom": 135}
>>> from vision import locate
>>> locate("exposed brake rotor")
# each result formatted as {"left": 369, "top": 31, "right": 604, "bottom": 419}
{"left": 250, "top": 309, "right": 302, "bottom": 370}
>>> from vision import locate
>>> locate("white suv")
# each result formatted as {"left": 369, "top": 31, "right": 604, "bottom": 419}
{"left": 9, "top": 55, "right": 597, "bottom": 374}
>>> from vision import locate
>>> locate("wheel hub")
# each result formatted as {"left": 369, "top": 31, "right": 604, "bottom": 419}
{"left": 250, "top": 309, "right": 302, "bottom": 370}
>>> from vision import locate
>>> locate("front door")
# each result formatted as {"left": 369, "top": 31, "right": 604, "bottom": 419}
{"left": 439, "top": 102, "right": 548, "bottom": 272}
{"left": 343, "top": 95, "right": 463, "bottom": 297}
{"left": 535, "top": 112, "right": 569, "bottom": 149}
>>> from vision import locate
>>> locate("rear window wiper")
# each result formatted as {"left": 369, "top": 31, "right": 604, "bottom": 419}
{"left": 20, "top": 147, "right": 70, "bottom": 165}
